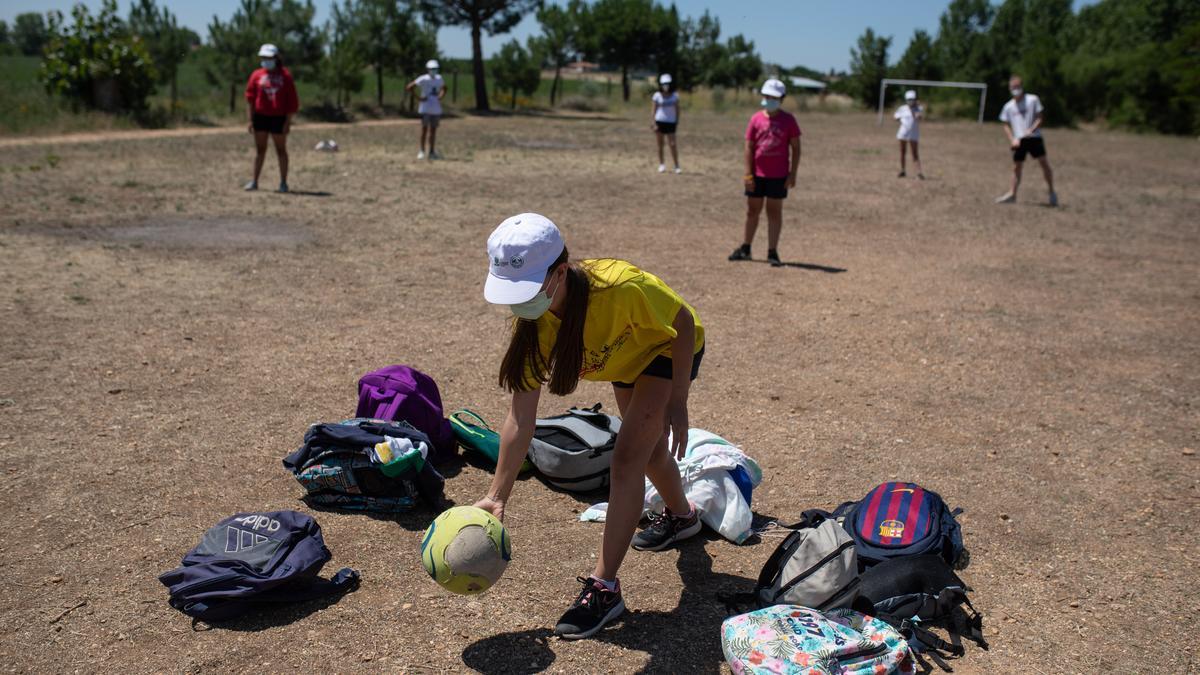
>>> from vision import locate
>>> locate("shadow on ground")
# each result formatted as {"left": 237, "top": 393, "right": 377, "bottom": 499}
{"left": 749, "top": 259, "right": 847, "bottom": 273}
{"left": 462, "top": 539, "right": 752, "bottom": 674}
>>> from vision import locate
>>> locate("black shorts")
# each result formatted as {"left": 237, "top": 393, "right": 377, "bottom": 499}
{"left": 613, "top": 345, "right": 704, "bottom": 389}
{"left": 1012, "top": 137, "right": 1046, "bottom": 162}
{"left": 655, "top": 121, "right": 677, "bottom": 135}
{"left": 252, "top": 113, "right": 287, "bottom": 134}
{"left": 745, "top": 176, "right": 788, "bottom": 200}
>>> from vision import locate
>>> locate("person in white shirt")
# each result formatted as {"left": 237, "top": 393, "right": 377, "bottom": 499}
{"left": 405, "top": 59, "right": 446, "bottom": 160}
{"left": 650, "top": 74, "right": 681, "bottom": 174}
{"left": 894, "top": 89, "right": 924, "bottom": 179}
{"left": 996, "top": 75, "right": 1057, "bottom": 206}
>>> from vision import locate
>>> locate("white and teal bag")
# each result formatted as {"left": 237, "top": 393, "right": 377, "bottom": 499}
{"left": 721, "top": 606, "right": 914, "bottom": 675}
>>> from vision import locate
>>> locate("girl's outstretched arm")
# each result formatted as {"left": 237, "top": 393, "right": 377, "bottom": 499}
{"left": 476, "top": 387, "right": 541, "bottom": 521}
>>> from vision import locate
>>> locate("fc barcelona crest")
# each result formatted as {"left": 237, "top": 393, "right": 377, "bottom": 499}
{"left": 879, "top": 519, "right": 904, "bottom": 538}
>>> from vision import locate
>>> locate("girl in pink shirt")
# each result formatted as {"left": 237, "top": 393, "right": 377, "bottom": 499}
{"left": 729, "top": 78, "right": 801, "bottom": 267}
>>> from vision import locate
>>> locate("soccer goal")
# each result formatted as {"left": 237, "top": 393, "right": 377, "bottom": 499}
{"left": 876, "top": 78, "right": 988, "bottom": 125}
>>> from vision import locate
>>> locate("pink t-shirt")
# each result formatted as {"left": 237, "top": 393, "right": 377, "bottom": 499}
{"left": 745, "top": 110, "right": 802, "bottom": 178}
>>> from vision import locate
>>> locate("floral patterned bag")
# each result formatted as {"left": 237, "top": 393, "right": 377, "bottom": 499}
{"left": 721, "top": 606, "right": 915, "bottom": 675}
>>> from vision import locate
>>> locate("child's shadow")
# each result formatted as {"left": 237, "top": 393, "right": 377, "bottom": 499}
{"left": 461, "top": 536, "right": 754, "bottom": 674}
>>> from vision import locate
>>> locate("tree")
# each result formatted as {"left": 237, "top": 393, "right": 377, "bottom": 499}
{"left": 14, "top": 12, "right": 49, "bottom": 56}
{"left": 933, "top": 0, "right": 993, "bottom": 81}
{"left": 418, "top": 0, "right": 539, "bottom": 112}
{"left": 676, "top": 9, "right": 722, "bottom": 91}
{"left": 352, "top": 0, "right": 437, "bottom": 108}
{"left": 39, "top": 1, "right": 157, "bottom": 112}
{"left": 589, "top": 0, "right": 663, "bottom": 101}
{"left": 848, "top": 27, "right": 891, "bottom": 107}
{"left": 1018, "top": 0, "right": 1075, "bottom": 124}
{"left": 531, "top": 1, "right": 586, "bottom": 106}
{"left": 320, "top": 0, "right": 365, "bottom": 108}
{"left": 128, "top": 0, "right": 192, "bottom": 113}
{"left": 894, "top": 29, "right": 940, "bottom": 81}
{"left": 491, "top": 38, "right": 540, "bottom": 109}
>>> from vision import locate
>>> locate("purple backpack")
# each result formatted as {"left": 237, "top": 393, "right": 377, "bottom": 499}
{"left": 355, "top": 366, "right": 456, "bottom": 463}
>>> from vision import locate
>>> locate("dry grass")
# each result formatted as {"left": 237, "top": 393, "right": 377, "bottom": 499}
{"left": 0, "top": 108, "right": 1197, "bottom": 673}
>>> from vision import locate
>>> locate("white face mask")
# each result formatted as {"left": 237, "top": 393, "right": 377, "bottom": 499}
{"left": 429, "top": 68, "right": 439, "bottom": 76}
{"left": 261, "top": 59, "right": 276, "bottom": 70}
{"left": 1011, "top": 87, "right": 1023, "bottom": 98}
{"left": 509, "top": 274, "right": 561, "bottom": 321}
{"left": 761, "top": 98, "right": 780, "bottom": 111}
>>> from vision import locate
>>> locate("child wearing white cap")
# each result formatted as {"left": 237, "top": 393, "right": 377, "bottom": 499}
{"left": 405, "top": 59, "right": 446, "bottom": 159}
{"left": 243, "top": 43, "right": 298, "bottom": 193}
{"left": 894, "top": 90, "right": 924, "bottom": 179}
{"left": 476, "top": 213, "right": 706, "bottom": 640}
{"left": 729, "top": 78, "right": 802, "bottom": 267}
{"left": 651, "top": 74, "right": 681, "bottom": 173}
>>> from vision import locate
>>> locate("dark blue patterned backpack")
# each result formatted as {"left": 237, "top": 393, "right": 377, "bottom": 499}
{"left": 832, "top": 482, "right": 966, "bottom": 570}
{"left": 159, "top": 511, "right": 359, "bottom": 621}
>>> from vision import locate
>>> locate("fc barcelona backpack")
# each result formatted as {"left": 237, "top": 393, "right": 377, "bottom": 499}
{"left": 832, "top": 481, "right": 965, "bottom": 570}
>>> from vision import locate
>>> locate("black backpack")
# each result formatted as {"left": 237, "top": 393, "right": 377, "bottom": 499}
{"left": 858, "top": 555, "right": 988, "bottom": 671}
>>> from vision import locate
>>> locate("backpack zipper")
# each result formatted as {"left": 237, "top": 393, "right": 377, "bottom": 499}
{"left": 171, "top": 571, "right": 243, "bottom": 596}
{"left": 835, "top": 642, "right": 889, "bottom": 663}
{"left": 776, "top": 540, "right": 856, "bottom": 597}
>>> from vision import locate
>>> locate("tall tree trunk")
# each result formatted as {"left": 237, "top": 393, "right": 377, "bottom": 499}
{"left": 170, "top": 72, "right": 178, "bottom": 116}
{"left": 511, "top": 86, "right": 516, "bottom": 110}
{"left": 376, "top": 65, "right": 383, "bottom": 108}
{"left": 229, "top": 82, "right": 236, "bottom": 114}
{"left": 471, "top": 23, "right": 489, "bottom": 111}
{"left": 621, "top": 65, "right": 630, "bottom": 101}
{"left": 551, "top": 66, "right": 561, "bottom": 106}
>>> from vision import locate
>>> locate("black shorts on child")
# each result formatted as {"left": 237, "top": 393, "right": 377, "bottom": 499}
{"left": 613, "top": 345, "right": 704, "bottom": 389}
{"left": 252, "top": 113, "right": 287, "bottom": 134}
{"left": 745, "top": 176, "right": 788, "bottom": 200}
{"left": 1012, "top": 137, "right": 1046, "bottom": 162}
{"left": 655, "top": 121, "right": 677, "bottom": 134}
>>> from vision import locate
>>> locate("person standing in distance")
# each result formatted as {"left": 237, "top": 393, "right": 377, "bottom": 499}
{"left": 651, "top": 74, "right": 681, "bottom": 174}
{"left": 729, "top": 78, "right": 802, "bottom": 267}
{"left": 996, "top": 75, "right": 1057, "bottom": 206}
{"left": 894, "top": 90, "right": 924, "bottom": 179}
{"left": 243, "top": 43, "right": 298, "bottom": 193}
{"left": 406, "top": 60, "right": 446, "bottom": 160}
{"left": 475, "top": 214, "right": 706, "bottom": 640}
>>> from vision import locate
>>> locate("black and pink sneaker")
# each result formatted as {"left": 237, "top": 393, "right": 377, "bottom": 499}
{"left": 554, "top": 576, "right": 625, "bottom": 640}
{"left": 631, "top": 505, "right": 702, "bottom": 551}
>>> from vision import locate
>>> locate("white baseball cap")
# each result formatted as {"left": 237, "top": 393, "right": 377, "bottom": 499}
{"left": 659, "top": 73, "right": 672, "bottom": 84}
{"left": 905, "top": 90, "right": 917, "bottom": 100}
{"left": 760, "top": 78, "right": 786, "bottom": 98}
{"left": 426, "top": 59, "right": 440, "bottom": 70}
{"left": 258, "top": 43, "right": 278, "bottom": 58}
{"left": 484, "top": 213, "right": 566, "bottom": 304}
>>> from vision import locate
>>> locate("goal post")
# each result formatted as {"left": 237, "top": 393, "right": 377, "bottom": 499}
{"left": 877, "top": 78, "right": 988, "bottom": 125}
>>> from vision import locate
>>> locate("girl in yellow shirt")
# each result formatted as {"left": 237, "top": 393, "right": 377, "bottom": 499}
{"left": 475, "top": 213, "right": 705, "bottom": 640}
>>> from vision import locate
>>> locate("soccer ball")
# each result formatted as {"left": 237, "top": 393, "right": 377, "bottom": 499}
{"left": 420, "top": 506, "right": 511, "bottom": 595}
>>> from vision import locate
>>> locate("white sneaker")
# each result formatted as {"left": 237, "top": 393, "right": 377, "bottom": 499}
{"left": 673, "top": 166, "right": 682, "bottom": 174}
{"left": 657, "top": 164, "right": 666, "bottom": 173}
{"left": 995, "top": 192, "right": 1016, "bottom": 204}
{"left": 417, "top": 151, "right": 426, "bottom": 160}
{"left": 243, "top": 180, "right": 258, "bottom": 191}
{"left": 1048, "top": 191, "right": 1058, "bottom": 207}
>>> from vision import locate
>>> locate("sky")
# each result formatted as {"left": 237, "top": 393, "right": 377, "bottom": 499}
{"left": 0, "top": 0, "right": 1095, "bottom": 73}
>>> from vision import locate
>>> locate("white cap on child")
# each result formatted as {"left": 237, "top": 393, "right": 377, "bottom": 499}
{"left": 484, "top": 214, "right": 566, "bottom": 304}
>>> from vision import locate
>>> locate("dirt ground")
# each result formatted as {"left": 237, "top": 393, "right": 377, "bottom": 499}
{"left": 0, "top": 108, "right": 1197, "bottom": 674}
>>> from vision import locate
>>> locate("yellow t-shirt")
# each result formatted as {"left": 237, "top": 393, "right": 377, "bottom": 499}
{"left": 528, "top": 259, "right": 704, "bottom": 386}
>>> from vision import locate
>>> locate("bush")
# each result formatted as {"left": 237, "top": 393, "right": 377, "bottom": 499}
{"left": 560, "top": 80, "right": 609, "bottom": 112}
{"left": 40, "top": 1, "right": 157, "bottom": 113}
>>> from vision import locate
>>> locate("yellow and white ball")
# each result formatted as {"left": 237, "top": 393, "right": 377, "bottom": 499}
{"left": 420, "top": 506, "right": 511, "bottom": 595}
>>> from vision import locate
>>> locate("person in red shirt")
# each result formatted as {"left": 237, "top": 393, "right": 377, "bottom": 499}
{"left": 728, "top": 78, "right": 802, "bottom": 267}
{"left": 244, "top": 43, "right": 299, "bottom": 193}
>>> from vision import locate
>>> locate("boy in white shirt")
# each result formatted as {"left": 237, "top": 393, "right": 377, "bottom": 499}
{"left": 996, "top": 75, "right": 1057, "bottom": 206}
{"left": 651, "top": 74, "right": 681, "bottom": 173}
{"left": 406, "top": 59, "right": 446, "bottom": 160}
{"left": 894, "top": 89, "right": 924, "bottom": 179}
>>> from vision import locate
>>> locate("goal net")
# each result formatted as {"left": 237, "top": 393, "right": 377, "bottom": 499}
{"left": 877, "top": 78, "right": 988, "bottom": 125}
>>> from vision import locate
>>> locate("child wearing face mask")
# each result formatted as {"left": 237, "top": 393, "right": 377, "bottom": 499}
{"left": 243, "top": 43, "right": 299, "bottom": 193}
{"left": 406, "top": 59, "right": 446, "bottom": 160}
{"left": 475, "top": 213, "right": 705, "bottom": 641}
{"left": 651, "top": 73, "right": 681, "bottom": 173}
{"left": 729, "top": 78, "right": 802, "bottom": 267}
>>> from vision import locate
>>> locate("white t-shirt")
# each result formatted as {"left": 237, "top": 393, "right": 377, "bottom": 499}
{"left": 414, "top": 74, "right": 444, "bottom": 115}
{"left": 894, "top": 103, "right": 921, "bottom": 141}
{"left": 999, "top": 94, "right": 1043, "bottom": 139}
{"left": 652, "top": 91, "right": 679, "bottom": 123}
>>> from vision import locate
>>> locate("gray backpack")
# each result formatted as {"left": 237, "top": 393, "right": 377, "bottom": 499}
{"left": 528, "top": 404, "right": 621, "bottom": 492}
{"left": 723, "top": 511, "right": 860, "bottom": 612}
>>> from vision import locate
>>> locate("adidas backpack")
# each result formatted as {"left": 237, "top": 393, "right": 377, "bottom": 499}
{"left": 723, "top": 511, "right": 860, "bottom": 613}
{"left": 283, "top": 418, "right": 445, "bottom": 513}
{"left": 832, "top": 482, "right": 965, "bottom": 569}
{"left": 356, "top": 365, "right": 456, "bottom": 463}
{"left": 159, "top": 511, "right": 359, "bottom": 622}
{"left": 528, "top": 404, "right": 621, "bottom": 492}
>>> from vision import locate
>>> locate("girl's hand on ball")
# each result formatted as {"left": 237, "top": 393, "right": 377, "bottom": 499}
{"left": 474, "top": 496, "right": 505, "bottom": 522}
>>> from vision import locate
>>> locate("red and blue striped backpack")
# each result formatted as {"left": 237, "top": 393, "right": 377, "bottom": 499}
{"left": 832, "top": 482, "right": 965, "bottom": 570}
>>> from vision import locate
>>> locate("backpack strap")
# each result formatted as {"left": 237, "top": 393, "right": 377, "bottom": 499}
{"left": 451, "top": 409, "right": 492, "bottom": 431}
